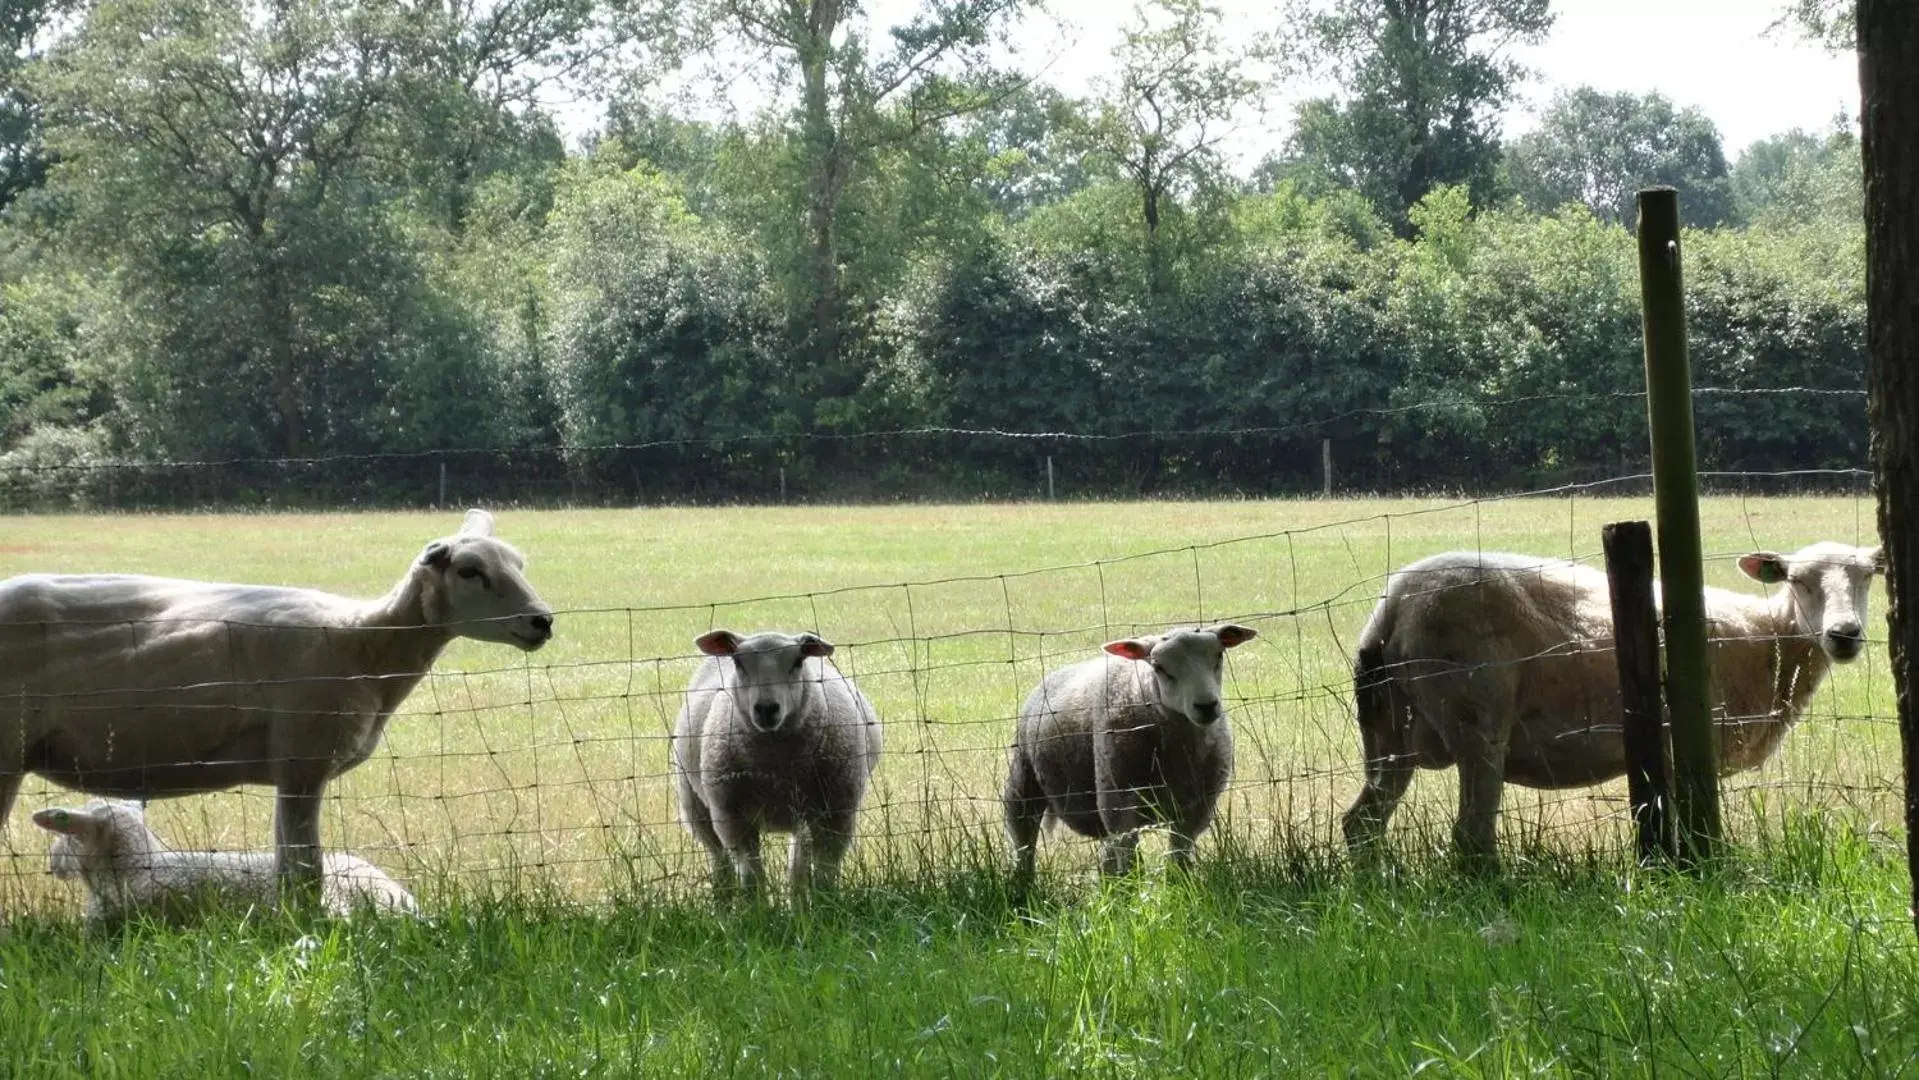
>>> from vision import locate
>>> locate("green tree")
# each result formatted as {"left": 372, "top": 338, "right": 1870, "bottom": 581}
{"left": 543, "top": 159, "right": 781, "bottom": 452}
{"left": 1732, "top": 124, "right": 1860, "bottom": 228}
{"left": 1773, "top": 0, "right": 1852, "bottom": 50}
{"left": 37, "top": 0, "right": 407, "bottom": 457}
{"left": 1077, "top": 0, "right": 1269, "bottom": 296}
{"left": 32, "top": 0, "right": 519, "bottom": 462}
{"left": 396, "top": 0, "right": 638, "bottom": 233}
{"left": 1, "top": 0, "right": 73, "bottom": 211}
{"left": 944, "top": 83, "right": 1100, "bottom": 220}
{"left": 1283, "top": 0, "right": 1554, "bottom": 232}
{"left": 699, "top": 0, "right": 1027, "bottom": 417}
{"left": 1507, "top": 87, "right": 1736, "bottom": 228}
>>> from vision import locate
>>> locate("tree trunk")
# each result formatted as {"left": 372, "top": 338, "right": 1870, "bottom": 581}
{"left": 798, "top": 0, "right": 845, "bottom": 395}
{"left": 1142, "top": 183, "right": 1162, "bottom": 298}
{"left": 1858, "top": 0, "right": 1919, "bottom": 938}
{"left": 252, "top": 235, "right": 303, "bottom": 458}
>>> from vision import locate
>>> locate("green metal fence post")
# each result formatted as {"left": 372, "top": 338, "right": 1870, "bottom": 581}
{"left": 1636, "top": 186, "right": 1720, "bottom": 866}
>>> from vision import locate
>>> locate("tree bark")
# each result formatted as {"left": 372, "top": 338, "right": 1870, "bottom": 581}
{"left": 798, "top": 0, "right": 845, "bottom": 392}
{"left": 1858, "top": 0, "right": 1919, "bottom": 938}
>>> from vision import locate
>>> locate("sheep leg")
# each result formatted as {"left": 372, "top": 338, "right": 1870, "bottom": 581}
{"left": 677, "top": 783, "right": 734, "bottom": 898}
{"left": 711, "top": 816, "right": 765, "bottom": 897}
{"left": 1448, "top": 701, "right": 1511, "bottom": 873}
{"left": 273, "top": 779, "right": 328, "bottom": 908}
{"left": 1167, "top": 790, "right": 1220, "bottom": 872}
{"left": 1342, "top": 710, "right": 1415, "bottom": 861}
{"left": 1002, "top": 747, "right": 1047, "bottom": 881}
{"left": 1167, "top": 828, "right": 1197, "bottom": 871}
{"left": 1098, "top": 829, "right": 1141, "bottom": 876}
{"left": 1097, "top": 768, "right": 1154, "bottom": 876}
{"left": 787, "top": 831, "right": 812, "bottom": 894}
{"left": 797, "top": 812, "right": 858, "bottom": 894}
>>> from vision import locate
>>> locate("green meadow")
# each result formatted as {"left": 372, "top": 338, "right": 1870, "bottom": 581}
{"left": 1, "top": 495, "right": 1911, "bottom": 1076}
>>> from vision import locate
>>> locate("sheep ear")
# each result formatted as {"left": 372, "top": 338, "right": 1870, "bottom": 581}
{"left": 460, "top": 509, "right": 495, "bottom": 537}
{"left": 418, "top": 541, "right": 452, "bottom": 569}
{"left": 696, "top": 630, "right": 742, "bottom": 657}
{"left": 1870, "top": 546, "right": 1886, "bottom": 575}
{"left": 1739, "top": 552, "right": 1788, "bottom": 584}
{"left": 798, "top": 634, "right": 835, "bottom": 658}
{"left": 1211, "top": 624, "right": 1259, "bottom": 649}
{"left": 31, "top": 806, "right": 107, "bottom": 838}
{"left": 1103, "top": 639, "right": 1153, "bottom": 662}
{"left": 30, "top": 808, "right": 79, "bottom": 835}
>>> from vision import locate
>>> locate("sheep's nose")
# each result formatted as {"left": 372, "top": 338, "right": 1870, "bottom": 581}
{"left": 1826, "top": 623, "right": 1865, "bottom": 660}
{"left": 529, "top": 614, "right": 553, "bottom": 636}
{"left": 752, "top": 702, "right": 782, "bottom": 729}
{"left": 1190, "top": 700, "right": 1222, "bottom": 724}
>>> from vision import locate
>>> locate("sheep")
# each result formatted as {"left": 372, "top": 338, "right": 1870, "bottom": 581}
{"left": 0, "top": 509, "right": 553, "bottom": 904}
{"left": 670, "top": 630, "right": 883, "bottom": 898}
{"left": 1343, "top": 542, "right": 1884, "bottom": 868}
{"left": 1003, "top": 623, "right": 1259, "bottom": 877}
{"left": 33, "top": 799, "right": 418, "bottom": 922}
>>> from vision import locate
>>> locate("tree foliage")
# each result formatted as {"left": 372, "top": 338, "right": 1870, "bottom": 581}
{"left": 1077, "top": 0, "right": 1269, "bottom": 295}
{"left": 0, "top": 0, "right": 1878, "bottom": 507}
{"left": 1508, "top": 87, "right": 1735, "bottom": 228}
{"left": 1283, "top": 0, "right": 1554, "bottom": 231}
{"left": 1, "top": 0, "right": 75, "bottom": 211}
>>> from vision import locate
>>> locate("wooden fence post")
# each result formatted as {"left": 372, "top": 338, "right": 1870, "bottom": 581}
{"left": 1636, "top": 186, "right": 1720, "bottom": 866}
{"left": 1603, "top": 520, "right": 1675, "bottom": 863}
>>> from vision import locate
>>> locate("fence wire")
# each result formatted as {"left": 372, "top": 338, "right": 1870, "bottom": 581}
{"left": 0, "top": 467, "right": 1897, "bottom": 914}
{"left": 0, "top": 386, "right": 1872, "bottom": 509}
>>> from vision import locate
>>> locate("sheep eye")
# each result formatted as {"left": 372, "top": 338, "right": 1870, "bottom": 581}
{"left": 456, "top": 566, "right": 490, "bottom": 588}
{"left": 789, "top": 654, "right": 808, "bottom": 673}
{"left": 1153, "top": 664, "right": 1176, "bottom": 683}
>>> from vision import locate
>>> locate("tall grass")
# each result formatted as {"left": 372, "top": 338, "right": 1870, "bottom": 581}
{"left": 0, "top": 496, "right": 1911, "bottom": 1074}
{"left": 3, "top": 822, "right": 1913, "bottom": 1077}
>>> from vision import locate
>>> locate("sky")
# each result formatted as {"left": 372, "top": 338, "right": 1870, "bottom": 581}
{"left": 1032, "top": 0, "right": 1856, "bottom": 154}
{"left": 647, "top": 0, "right": 1861, "bottom": 168}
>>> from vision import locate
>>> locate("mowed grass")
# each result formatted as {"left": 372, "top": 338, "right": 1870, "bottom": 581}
{"left": 1, "top": 495, "right": 1913, "bottom": 1076}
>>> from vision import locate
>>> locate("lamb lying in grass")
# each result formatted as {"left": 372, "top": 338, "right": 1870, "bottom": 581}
{"left": 34, "top": 800, "right": 418, "bottom": 922}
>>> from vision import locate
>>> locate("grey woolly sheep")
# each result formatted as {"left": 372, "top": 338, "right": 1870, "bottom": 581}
{"left": 1004, "top": 623, "right": 1259, "bottom": 877}
{"left": 671, "top": 630, "right": 883, "bottom": 898}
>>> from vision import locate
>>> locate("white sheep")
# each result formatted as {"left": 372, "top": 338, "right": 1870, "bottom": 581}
{"left": 671, "top": 630, "right": 883, "bottom": 898}
{"left": 33, "top": 799, "right": 418, "bottom": 922}
{"left": 0, "top": 509, "right": 553, "bottom": 902}
{"left": 1004, "top": 624, "right": 1259, "bottom": 877}
{"left": 1344, "top": 542, "right": 1884, "bottom": 867}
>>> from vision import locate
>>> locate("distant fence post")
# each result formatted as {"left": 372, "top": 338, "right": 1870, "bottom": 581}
{"left": 1322, "top": 438, "right": 1332, "bottom": 497}
{"left": 1636, "top": 186, "right": 1720, "bottom": 866}
{"left": 437, "top": 458, "right": 447, "bottom": 508}
{"left": 1046, "top": 455, "right": 1055, "bottom": 501}
{"left": 1603, "top": 520, "right": 1675, "bottom": 863}
{"left": 779, "top": 466, "right": 787, "bottom": 503}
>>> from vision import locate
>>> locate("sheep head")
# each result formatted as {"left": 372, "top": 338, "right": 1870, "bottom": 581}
{"left": 1104, "top": 623, "right": 1258, "bottom": 726}
{"left": 416, "top": 509, "right": 555, "bottom": 650}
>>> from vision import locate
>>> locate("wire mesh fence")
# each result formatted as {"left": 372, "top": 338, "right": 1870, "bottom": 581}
{"left": 0, "top": 385, "right": 1871, "bottom": 510}
{"left": 0, "top": 463, "right": 1897, "bottom": 917}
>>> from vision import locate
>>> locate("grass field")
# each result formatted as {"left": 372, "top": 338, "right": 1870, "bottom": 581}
{"left": 1, "top": 494, "right": 1912, "bottom": 1076}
